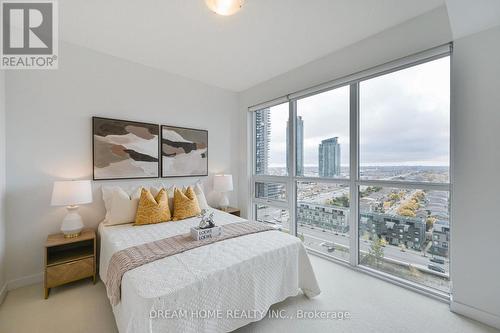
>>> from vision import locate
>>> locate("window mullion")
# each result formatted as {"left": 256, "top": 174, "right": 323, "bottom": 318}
{"left": 249, "top": 111, "right": 256, "bottom": 222}
{"left": 356, "top": 179, "right": 450, "bottom": 191}
{"left": 252, "top": 198, "right": 289, "bottom": 208}
{"left": 289, "top": 101, "right": 297, "bottom": 236}
{"left": 349, "top": 83, "right": 360, "bottom": 267}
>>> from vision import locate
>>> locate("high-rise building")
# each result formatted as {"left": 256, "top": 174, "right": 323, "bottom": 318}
{"left": 255, "top": 108, "right": 281, "bottom": 199}
{"left": 318, "top": 137, "right": 341, "bottom": 177}
{"left": 255, "top": 109, "right": 270, "bottom": 175}
{"left": 286, "top": 116, "right": 304, "bottom": 176}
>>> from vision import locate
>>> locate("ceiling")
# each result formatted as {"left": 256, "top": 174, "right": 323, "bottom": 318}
{"left": 445, "top": 0, "right": 500, "bottom": 39}
{"left": 59, "top": 0, "right": 445, "bottom": 92}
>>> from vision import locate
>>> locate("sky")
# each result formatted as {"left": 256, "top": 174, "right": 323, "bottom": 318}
{"left": 266, "top": 56, "right": 450, "bottom": 168}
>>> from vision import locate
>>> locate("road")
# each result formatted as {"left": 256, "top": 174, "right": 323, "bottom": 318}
{"left": 298, "top": 226, "right": 449, "bottom": 274}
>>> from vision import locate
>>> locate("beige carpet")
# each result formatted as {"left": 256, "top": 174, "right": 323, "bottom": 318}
{"left": 0, "top": 255, "right": 497, "bottom": 333}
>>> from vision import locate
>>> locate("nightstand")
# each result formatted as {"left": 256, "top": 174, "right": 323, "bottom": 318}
{"left": 44, "top": 229, "right": 96, "bottom": 299}
{"left": 220, "top": 207, "right": 240, "bottom": 217}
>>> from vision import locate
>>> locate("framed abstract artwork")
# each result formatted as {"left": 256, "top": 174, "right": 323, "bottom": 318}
{"left": 93, "top": 117, "right": 160, "bottom": 180}
{"left": 161, "top": 125, "right": 208, "bottom": 177}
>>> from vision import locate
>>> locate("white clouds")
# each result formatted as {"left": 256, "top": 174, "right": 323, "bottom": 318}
{"left": 298, "top": 85, "right": 350, "bottom": 166}
{"left": 359, "top": 56, "right": 450, "bottom": 166}
{"left": 264, "top": 56, "right": 450, "bottom": 167}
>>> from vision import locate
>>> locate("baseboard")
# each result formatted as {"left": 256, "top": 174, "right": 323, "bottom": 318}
{"left": 7, "top": 272, "right": 43, "bottom": 291}
{"left": 451, "top": 300, "right": 500, "bottom": 329}
{"left": 0, "top": 282, "right": 7, "bottom": 305}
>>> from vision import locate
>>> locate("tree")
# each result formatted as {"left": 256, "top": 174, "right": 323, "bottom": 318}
{"left": 426, "top": 217, "right": 437, "bottom": 231}
{"left": 366, "top": 235, "right": 385, "bottom": 268}
{"left": 422, "top": 240, "right": 433, "bottom": 257}
{"left": 327, "top": 194, "right": 349, "bottom": 208}
{"left": 398, "top": 207, "right": 416, "bottom": 217}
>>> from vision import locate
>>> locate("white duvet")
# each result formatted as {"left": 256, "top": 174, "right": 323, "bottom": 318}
{"left": 99, "top": 208, "right": 320, "bottom": 333}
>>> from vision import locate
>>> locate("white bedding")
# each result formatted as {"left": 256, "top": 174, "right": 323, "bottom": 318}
{"left": 99, "top": 208, "right": 320, "bottom": 333}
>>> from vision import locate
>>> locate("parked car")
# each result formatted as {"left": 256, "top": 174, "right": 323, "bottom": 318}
{"left": 430, "top": 257, "right": 445, "bottom": 264}
{"left": 327, "top": 246, "right": 335, "bottom": 253}
{"left": 428, "top": 264, "right": 445, "bottom": 273}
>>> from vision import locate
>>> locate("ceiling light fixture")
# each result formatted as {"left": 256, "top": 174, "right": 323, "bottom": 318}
{"left": 205, "top": 0, "right": 244, "bottom": 16}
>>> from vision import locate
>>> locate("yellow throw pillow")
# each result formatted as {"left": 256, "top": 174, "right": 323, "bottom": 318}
{"left": 134, "top": 188, "right": 171, "bottom": 225}
{"left": 173, "top": 186, "right": 201, "bottom": 221}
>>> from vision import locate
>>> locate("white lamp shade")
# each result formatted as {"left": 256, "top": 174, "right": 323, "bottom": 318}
{"left": 51, "top": 180, "right": 93, "bottom": 206}
{"left": 213, "top": 174, "right": 233, "bottom": 192}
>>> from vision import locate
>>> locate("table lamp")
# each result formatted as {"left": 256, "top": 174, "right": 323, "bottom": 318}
{"left": 213, "top": 174, "right": 233, "bottom": 211}
{"left": 51, "top": 180, "right": 93, "bottom": 238}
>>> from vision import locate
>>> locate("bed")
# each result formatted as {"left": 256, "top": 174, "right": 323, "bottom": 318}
{"left": 99, "top": 208, "right": 321, "bottom": 333}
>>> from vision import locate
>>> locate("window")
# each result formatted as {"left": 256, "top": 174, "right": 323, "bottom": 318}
{"left": 359, "top": 57, "right": 450, "bottom": 183}
{"left": 297, "top": 86, "right": 350, "bottom": 178}
{"left": 295, "top": 85, "right": 351, "bottom": 262}
{"left": 255, "top": 182, "right": 287, "bottom": 201}
{"left": 255, "top": 103, "right": 289, "bottom": 176}
{"left": 359, "top": 186, "right": 450, "bottom": 292}
{"left": 250, "top": 46, "right": 451, "bottom": 297}
{"left": 255, "top": 204, "right": 290, "bottom": 232}
{"left": 297, "top": 182, "right": 350, "bottom": 261}
{"left": 358, "top": 57, "right": 450, "bottom": 292}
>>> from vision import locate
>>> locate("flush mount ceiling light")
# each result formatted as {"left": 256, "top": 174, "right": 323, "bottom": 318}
{"left": 205, "top": 0, "right": 244, "bottom": 16}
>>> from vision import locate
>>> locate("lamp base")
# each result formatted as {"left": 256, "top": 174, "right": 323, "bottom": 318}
{"left": 61, "top": 206, "right": 84, "bottom": 238}
{"left": 218, "top": 193, "right": 229, "bottom": 211}
{"left": 64, "top": 231, "right": 82, "bottom": 239}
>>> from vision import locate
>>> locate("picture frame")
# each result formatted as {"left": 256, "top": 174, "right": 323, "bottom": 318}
{"left": 160, "top": 125, "right": 208, "bottom": 178}
{"left": 92, "top": 117, "right": 160, "bottom": 180}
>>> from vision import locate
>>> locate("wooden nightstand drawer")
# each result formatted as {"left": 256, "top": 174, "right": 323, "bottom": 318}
{"left": 46, "top": 257, "right": 94, "bottom": 288}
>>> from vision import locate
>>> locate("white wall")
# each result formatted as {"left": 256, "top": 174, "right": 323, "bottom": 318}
{"left": 4, "top": 42, "right": 239, "bottom": 284}
{"left": 237, "top": 6, "right": 453, "bottom": 218}
{"left": 450, "top": 25, "right": 500, "bottom": 328}
{"left": 0, "top": 71, "right": 6, "bottom": 300}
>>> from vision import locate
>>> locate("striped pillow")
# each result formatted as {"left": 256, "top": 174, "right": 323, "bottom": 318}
{"left": 134, "top": 188, "right": 171, "bottom": 225}
{"left": 173, "top": 187, "right": 201, "bottom": 221}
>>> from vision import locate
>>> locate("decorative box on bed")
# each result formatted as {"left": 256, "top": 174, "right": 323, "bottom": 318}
{"left": 190, "top": 225, "right": 222, "bottom": 240}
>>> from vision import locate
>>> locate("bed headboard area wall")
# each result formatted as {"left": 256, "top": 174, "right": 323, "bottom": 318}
{"left": 4, "top": 41, "right": 240, "bottom": 283}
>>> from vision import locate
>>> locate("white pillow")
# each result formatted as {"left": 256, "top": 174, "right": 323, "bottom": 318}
{"left": 102, "top": 186, "right": 121, "bottom": 222}
{"left": 102, "top": 186, "right": 139, "bottom": 210}
{"left": 194, "top": 183, "right": 209, "bottom": 210}
{"left": 104, "top": 187, "right": 142, "bottom": 225}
